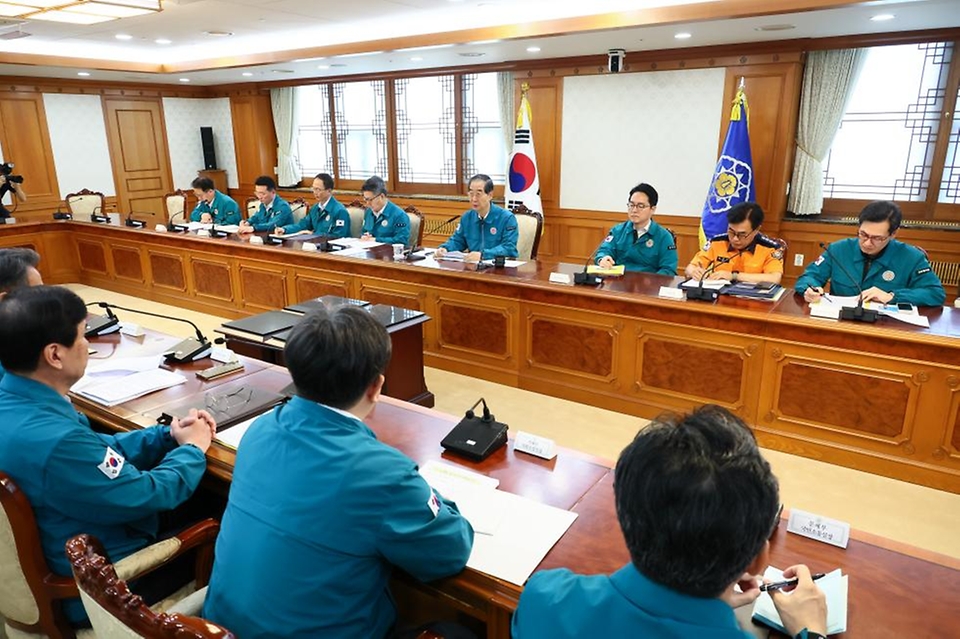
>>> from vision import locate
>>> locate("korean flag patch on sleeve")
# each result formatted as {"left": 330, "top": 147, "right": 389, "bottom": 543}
{"left": 97, "top": 446, "right": 125, "bottom": 479}
{"left": 335, "top": 219, "right": 345, "bottom": 227}
{"left": 427, "top": 489, "right": 441, "bottom": 518}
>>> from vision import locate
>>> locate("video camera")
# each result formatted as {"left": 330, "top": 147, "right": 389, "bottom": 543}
{"left": 1, "top": 162, "right": 24, "bottom": 184}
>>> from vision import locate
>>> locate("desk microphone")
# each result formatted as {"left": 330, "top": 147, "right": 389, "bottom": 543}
{"left": 90, "top": 206, "right": 111, "bottom": 224}
{"left": 575, "top": 244, "right": 604, "bottom": 286}
{"left": 84, "top": 302, "right": 121, "bottom": 337}
{"left": 686, "top": 258, "right": 720, "bottom": 301}
{"left": 53, "top": 203, "right": 72, "bottom": 221}
{"left": 429, "top": 214, "right": 461, "bottom": 236}
{"left": 817, "top": 242, "right": 878, "bottom": 323}
{"left": 124, "top": 212, "right": 146, "bottom": 228}
{"left": 96, "top": 302, "right": 213, "bottom": 362}
{"left": 441, "top": 397, "right": 508, "bottom": 461}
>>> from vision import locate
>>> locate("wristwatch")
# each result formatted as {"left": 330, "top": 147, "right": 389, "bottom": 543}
{"left": 731, "top": 271, "right": 739, "bottom": 282}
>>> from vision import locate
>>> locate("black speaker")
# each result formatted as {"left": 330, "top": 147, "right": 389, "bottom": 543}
{"left": 200, "top": 126, "right": 217, "bottom": 170}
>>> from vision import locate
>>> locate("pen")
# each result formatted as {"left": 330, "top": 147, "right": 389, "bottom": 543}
{"left": 760, "top": 573, "right": 827, "bottom": 593}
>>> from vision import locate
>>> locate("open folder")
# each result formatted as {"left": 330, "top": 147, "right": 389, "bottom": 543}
{"left": 752, "top": 567, "right": 848, "bottom": 635}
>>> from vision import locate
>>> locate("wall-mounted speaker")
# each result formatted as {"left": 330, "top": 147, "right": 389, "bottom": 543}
{"left": 200, "top": 126, "right": 217, "bottom": 170}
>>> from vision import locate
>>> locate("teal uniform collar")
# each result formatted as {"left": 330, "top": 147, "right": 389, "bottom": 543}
{"left": 0, "top": 372, "right": 75, "bottom": 417}
{"left": 284, "top": 395, "right": 375, "bottom": 438}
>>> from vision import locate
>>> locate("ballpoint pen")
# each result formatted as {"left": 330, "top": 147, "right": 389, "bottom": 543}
{"left": 760, "top": 573, "right": 827, "bottom": 593}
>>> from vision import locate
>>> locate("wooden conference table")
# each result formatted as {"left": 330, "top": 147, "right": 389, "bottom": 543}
{"left": 73, "top": 326, "right": 960, "bottom": 639}
{"left": 3, "top": 220, "right": 960, "bottom": 494}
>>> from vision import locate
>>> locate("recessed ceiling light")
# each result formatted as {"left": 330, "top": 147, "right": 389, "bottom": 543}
{"left": 674, "top": 32, "right": 692, "bottom": 40}
{"left": 155, "top": 38, "right": 171, "bottom": 44}
{"left": 755, "top": 24, "right": 795, "bottom": 32}
{"left": 330, "top": 63, "right": 347, "bottom": 68}
{"left": 204, "top": 30, "right": 233, "bottom": 37}
{"left": 870, "top": 14, "right": 895, "bottom": 22}
{"left": 294, "top": 56, "right": 326, "bottom": 63}
{"left": 242, "top": 72, "right": 253, "bottom": 77}
{"left": 410, "top": 56, "right": 423, "bottom": 62}
{"left": 458, "top": 52, "right": 485, "bottom": 57}
{"left": 338, "top": 50, "right": 383, "bottom": 58}
{"left": 115, "top": 34, "right": 133, "bottom": 40}
{"left": 77, "top": 71, "right": 90, "bottom": 76}
{"left": 526, "top": 46, "right": 541, "bottom": 53}
{"left": 179, "top": 78, "right": 190, "bottom": 83}
{"left": 317, "top": 64, "right": 329, "bottom": 70}
{"left": 271, "top": 69, "right": 295, "bottom": 74}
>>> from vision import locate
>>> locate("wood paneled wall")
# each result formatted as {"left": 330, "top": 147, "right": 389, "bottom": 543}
{"left": 229, "top": 93, "right": 277, "bottom": 194}
{"left": 0, "top": 92, "right": 61, "bottom": 217}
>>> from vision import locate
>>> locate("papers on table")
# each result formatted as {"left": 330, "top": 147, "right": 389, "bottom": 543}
{"left": 186, "top": 222, "right": 240, "bottom": 233}
{"left": 329, "top": 237, "right": 384, "bottom": 250}
{"left": 680, "top": 278, "right": 731, "bottom": 290}
{"left": 186, "top": 222, "right": 211, "bottom": 231}
{"left": 586, "top": 264, "right": 624, "bottom": 276}
{"left": 752, "top": 567, "right": 848, "bottom": 635}
{"left": 809, "top": 298, "right": 931, "bottom": 327}
{"left": 437, "top": 250, "right": 466, "bottom": 261}
{"left": 74, "top": 369, "right": 187, "bottom": 406}
{"left": 482, "top": 258, "right": 527, "bottom": 268}
{"left": 418, "top": 460, "right": 577, "bottom": 586}
{"left": 72, "top": 355, "right": 164, "bottom": 394}
{"left": 214, "top": 413, "right": 261, "bottom": 449}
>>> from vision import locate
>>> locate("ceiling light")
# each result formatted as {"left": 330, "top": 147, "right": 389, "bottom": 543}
{"left": 155, "top": 38, "right": 171, "bottom": 44}
{"left": 77, "top": 71, "right": 90, "bottom": 76}
{"left": 204, "top": 30, "right": 233, "bottom": 37}
{"left": 400, "top": 43, "right": 455, "bottom": 52}
{"left": 674, "top": 32, "right": 692, "bottom": 39}
{"left": 458, "top": 52, "right": 485, "bottom": 57}
{"left": 330, "top": 63, "right": 347, "bottom": 68}
{"left": 14, "top": 0, "right": 161, "bottom": 23}
{"left": 410, "top": 56, "right": 423, "bottom": 62}
{"left": 179, "top": 78, "right": 190, "bottom": 82}
{"left": 870, "top": 14, "right": 895, "bottom": 22}
{"left": 317, "top": 64, "right": 329, "bottom": 70}
{"left": 242, "top": 72, "right": 253, "bottom": 77}
{"left": 338, "top": 50, "right": 383, "bottom": 58}
{"left": 755, "top": 24, "right": 795, "bottom": 32}
{"left": 293, "top": 56, "right": 325, "bottom": 63}
{"left": 526, "top": 46, "right": 541, "bottom": 53}
{"left": 115, "top": 33, "right": 133, "bottom": 40}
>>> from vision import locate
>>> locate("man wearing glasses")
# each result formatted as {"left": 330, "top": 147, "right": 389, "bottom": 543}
{"left": 685, "top": 202, "right": 783, "bottom": 284}
{"left": 797, "top": 200, "right": 945, "bottom": 306}
{"left": 359, "top": 175, "right": 411, "bottom": 247}
{"left": 274, "top": 173, "right": 351, "bottom": 238}
{"left": 435, "top": 173, "right": 518, "bottom": 262}
{"left": 594, "top": 183, "right": 678, "bottom": 274}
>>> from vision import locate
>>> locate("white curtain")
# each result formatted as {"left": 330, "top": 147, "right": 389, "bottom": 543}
{"left": 497, "top": 72, "right": 515, "bottom": 153}
{"left": 270, "top": 87, "right": 299, "bottom": 187}
{"left": 788, "top": 48, "right": 867, "bottom": 215}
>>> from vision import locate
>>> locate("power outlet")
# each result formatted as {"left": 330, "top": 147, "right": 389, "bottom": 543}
{"left": 793, "top": 253, "right": 805, "bottom": 267}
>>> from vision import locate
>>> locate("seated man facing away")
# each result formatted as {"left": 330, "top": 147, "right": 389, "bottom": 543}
{"left": 0, "top": 286, "right": 216, "bottom": 625}
{"left": 594, "top": 182, "right": 678, "bottom": 274}
{"left": 685, "top": 202, "right": 784, "bottom": 285}
{"left": 359, "top": 175, "right": 411, "bottom": 247}
{"left": 512, "top": 405, "right": 828, "bottom": 639}
{"left": 435, "top": 173, "right": 518, "bottom": 262}
{"left": 797, "top": 200, "right": 945, "bottom": 306}
{"left": 274, "top": 172, "right": 351, "bottom": 238}
{"left": 239, "top": 175, "right": 293, "bottom": 233}
{"left": 189, "top": 176, "right": 241, "bottom": 225}
{"left": 0, "top": 247, "right": 43, "bottom": 382}
{"left": 203, "top": 305, "right": 474, "bottom": 639}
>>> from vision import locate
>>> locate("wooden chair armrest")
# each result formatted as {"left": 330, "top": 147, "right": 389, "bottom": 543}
{"left": 42, "top": 573, "right": 80, "bottom": 601}
{"left": 113, "top": 518, "right": 219, "bottom": 587}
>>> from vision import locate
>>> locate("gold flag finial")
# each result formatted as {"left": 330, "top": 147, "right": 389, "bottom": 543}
{"left": 521, "top": 81, "right": 530, "bottom": 94}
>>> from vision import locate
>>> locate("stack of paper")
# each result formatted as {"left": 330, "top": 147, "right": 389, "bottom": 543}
{"left": 680, "top": 278, "right": 730, "bottom": 289}
{"left": 436, "top": 250, "right": 466, "bottom": 261}
{"left": 329, "top": 238, "right": 384, "bottom": 250}
{"left": 75, "top": 369, "right": 187, "bottom": 406}
{"left": 752, "top": 567, "right": 848, "bottom": 635}
{"left": 72, "top": 355, "right": 164, "bottom": 393}
{"left": 215, "top": 413, "right": 263, "bottom": 449}
{"left": 586, "top": 264, "right": 625, "bottom": 276}
{"left": 482, "top": 259, "right": 527, "bottom": 268}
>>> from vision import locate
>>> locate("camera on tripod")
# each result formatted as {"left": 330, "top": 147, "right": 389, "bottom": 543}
{"left": 1, "top": 162, "right": 24, "bottom": 184}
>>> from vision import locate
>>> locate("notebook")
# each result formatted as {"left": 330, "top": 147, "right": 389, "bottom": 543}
{"left": 218, "top": 311, "right": 300, "bottom": 342}
{"left": 752, "top": 567, "right": 848, "bottom": 635}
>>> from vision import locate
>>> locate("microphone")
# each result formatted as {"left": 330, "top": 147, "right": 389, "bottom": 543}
{"left": 816, "top": 242, "right": 878, "bottom": 323}
{"left": 90, "top": 205, "right": 110, "bottom": 224}
{"left": 53, "top": 201, "right": 72, "bottom": 221}
{"left": 441, "top": 396, "right": 509, "bottom": 461}
{"left": 464, "top": 397, "right": 494, "bottom": 422}
{"left": 686, "top": 258, "right": 720, "bottom": 301}
{"left": 575, "top": 244, "right": 604, "bottom": 286}
{"left": 429, "top": 214, "right": 461, "bottom": 236}
{"left": 96, "top": 302, "right": 214, "bottom": 362}
{"left": 83, "top": 302, "right": 121, "bottom": 338}
{"left": 125, "top": 212, "right": 146, "bottom": 228}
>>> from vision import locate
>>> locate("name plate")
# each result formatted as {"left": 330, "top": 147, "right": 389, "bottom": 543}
{"left": 548, "top": 272, "right": 572, "bottom": 284}
{"left": 658, "top": 286, "right": 685, "bottom": 300}
{"left": 302, "top": 242, "right": 319, "bottom": 252}
{"left": 809, "top": 303, "right": 841, "bottom": 320}
{"left": 249, "top": 235, "right": 264, "bottom": 245}
{"left": 514, "top": 431, "right": 557, "bottom": 460}
{"left": 787, "top": 508, "right": 850, "bottom": 548}
{"left": 154, "top": 224, "right": 168, "bottom": 233}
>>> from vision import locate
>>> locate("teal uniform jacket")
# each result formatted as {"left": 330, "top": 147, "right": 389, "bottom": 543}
{"left": 512, "top": 564, "right": 756, "bottom": 639}
{"left": 362, "top": 200, "right": 411, "bottom": 247}
{"left": 439, "top": 204, "right": 519, "bottom": 259}
{"left": 279, "top": 197, "right": 351, "bottom": 238}
{"left": 0, "top": 373, "right": 207, "bottom": 623}
{"left": 595, "top": 220, "right": 678, "bottom": 274}
{"left": 246, "top": 196, "right": 293, "bottom": 232}
{"left": 795, "top": 238, "right": 945, "bottom": 306}
{"left": 189, "top": 190, "right": 241, "bottom": 225}
{"left": 203, "top": 397, "right": 474, "bottom": 639}
{"left": 0, "top": 361, "right": 5, "bottom": 383}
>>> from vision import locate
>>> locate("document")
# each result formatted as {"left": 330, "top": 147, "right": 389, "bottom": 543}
{"left": 72, "top": 355, "right": 164, "bottom": 394}
{"left": 437, "top": 250, "right": 466, "bottom": 261}
{"left": 75, "top": 369, "right": 187, "bottom": 406}
{"left": 482, "top": 259, "right": 528, "bottom": 268}
{"left": 329, "top": 237, "right": 383, "bottom": 250}
{"left": 586, "top": 264, "right": 624, "bottom": 276}
{"left": 680, "top": 278, "right": 730, "bottom": 290}
{"left": 186, "top": 222, "right": 212, "bottom": 231}
{"left": 752, "top": 567, "right": 848, "bottom": 635}
{"left": 215, "top": 413, "right": 262, "bottom": 449}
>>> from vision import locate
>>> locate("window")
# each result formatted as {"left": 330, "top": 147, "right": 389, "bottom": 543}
{"left": 295, "top": 85, "right": 333, "bottom": 177}
{"left": 463, "top": 72, "right": 507, "bottom": 185}
{"left": 940, "top": 85, "right": 960, "bottom": 205}
{"left": 395, "top": 75, "right": 457, "bottom": 184}
{"left": 334, "top": 80, "right": 389, "bottom": 181}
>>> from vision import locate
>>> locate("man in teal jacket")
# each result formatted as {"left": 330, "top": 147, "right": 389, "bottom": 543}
{"left": 239, "top": 175, "right": 293, "bottom": 233}
{"left": 204, "top": 305, "right": 473, "bottom": 638}
{"left": 274, "top": 172, "right": 351, "bottom": 238}
{"left": 797, "top": 200, "right": 945, "bottom": 307}
{"left": 0, "top": 286, "right": 216, "bottom": 624}
{"left": 594, "top": 183, "right": 678, "bottom": 274}
{"left": 512, "top": 405, "right": 828, "bottom": 639}
{"left": 0, "top": 247, "right": 43, "bottom": 382}
{"left": 189, "top": 176, "right": 241, "bottom": 225}
{"left": 435, "top": 173, "right": 518, "bottom": 262}
{"left": 360, "top": 175, "right": 411, "bottom": 247}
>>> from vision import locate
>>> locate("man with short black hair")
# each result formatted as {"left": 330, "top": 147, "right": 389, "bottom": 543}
{"left": 274, "top": 172, "right": 351, "bottom": 238}
{"left": 435, "top": 174, "right": 518, "bottom": 262}
{"left": 239, "top": 175, "right": 293, "bottom": 233}
{"left": 0, "top": 286, "right": 216, "bottom": 625}
{"left": 594, "top": 183, "right": 678, "bottom": 274}
{"left": 686, "top": 202, "right": 784, "bottom": 284}
{"left": 0, "top": 247, "right": 43, "bottom": 381}
{"left": 204, "top": 305, "right": 473, "bottom": 639}
{"left": 189, "top": 176, "right": 241, "bottom": 225}
{"left": 359, "top": 175, "right": 411, "bottom": 246}
{"left": 512, "top": 405, "right": 828, "bottom": 639}
{"left": 797, "top": 200, "right": 945, "bottom": 306}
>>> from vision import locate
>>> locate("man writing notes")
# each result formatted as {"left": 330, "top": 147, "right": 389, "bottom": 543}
{"left": 685, "top": 202, "right": 784, "bottom": 284}
{"left": 797, "top": 201, "right": 945, "bottom": 306}
{"left": 0, "top": 286, "right": 217, "bottom": 625}
{"left": 239, "top": 175, "right": 292, "bottom": 234}
{"left": 594, "top": 183, "right": 678, "bottom": 274}
{"left": 189, "top": 176, "right": 241, "bottom": 225}
{"left": 512, "top": 405, "right": 829, "bottom": 639}
{"left": 359, "top": 175, "right": 411, "bottom": 247}
{"left": 203, "top": 305, "right": 473, "bottom": 639}
{"left": 435, "top": 174, "right": 518, "bottom": 262}
{"left": 274, "top": 172, "right": 351, "bottom": 238}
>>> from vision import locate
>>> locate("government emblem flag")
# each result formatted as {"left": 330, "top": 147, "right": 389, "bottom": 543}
{"left": 505, "top": 85, "right": 543, "bottom": 216}
{"left": 699, "top": 84, "right": 755, "bottom": 247}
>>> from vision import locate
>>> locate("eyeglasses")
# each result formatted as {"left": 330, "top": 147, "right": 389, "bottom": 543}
{"left": 204, "top": 387, "right": 252, "bottom": 417}
{"left": 857, "top": 230, "right": 890, "bottom": 243}
{"left": 626, "top": 202, "right": 651, "bottom": 211}
{"left": 727, "top": 227, "right": 757, "bottom": 240}
{"left": 467, "top": 190, "right": 486, "bottom": 198}
{"left": 362, "top": 194, "right": 382, "bottom": 204}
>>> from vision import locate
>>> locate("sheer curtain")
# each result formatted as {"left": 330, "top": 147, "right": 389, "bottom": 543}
{"left": 270, "top": 87, "right": 300, "bottom": 187}
{"left": 788, "top": 49, "right": 866, "bottom": 215}
{"left": 497, "top": 72, "right": 515, "bottom": 153}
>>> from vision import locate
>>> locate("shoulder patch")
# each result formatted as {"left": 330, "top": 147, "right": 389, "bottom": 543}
{"left": 427, "top": 489, "right": 441, "bottom": 518}
{"left": 814, "top": 255, "right": 825, "bottom": 266}
{"left": 335, "top": 219, "right": 345, "bottom": 226}
{"left": 756, "top": 234, "right": 780, "bottom": 248}
{"left": 709, "top": 234, "right": 727, "bottom": 242}
{"left": 604, "top": 234, "right": 613, "bottom": 243}
{"left": 772, "top": 249, "right": 784, "bottom": 261}
{"left": 916, "top": 267, "right": 931, "bottom": 276}
{"left": 97, "top": 446, "right": 125, "bottom": 479}
{"left": 667, "top": 244, "right": 677, "bottom": 251}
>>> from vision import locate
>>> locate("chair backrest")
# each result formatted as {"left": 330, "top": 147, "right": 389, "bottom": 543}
{"left": 511, "top": 203, "right": 543, "bottom": 260}
{"left": 64, "top": 189, "right": 106, "bottom": 217}
{"left": 244, "top": 198, "right": 258, "bottom": 221}
{"left": 0, "top": 471, "right": 78, "bottom": 639}
{"left": 163, "top": 191, "right": 188, "bottom": 225}
{"left": 404, "top": 205, "right": 425, "bottom": 249}
{"left": 66, "top": 534, "right": 234, "bottom": 639}
{"left": 289, "top": 198, "right": 309, "bottom": 224}
{"left": 345, "top": 198, "right": 366, "bottom": 238}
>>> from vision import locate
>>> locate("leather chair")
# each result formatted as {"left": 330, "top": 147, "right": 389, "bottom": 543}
{"left": 66, "top": 528, "right": 230, "bottom": 639}
{"left": 64, "top": 189, "right": 105, "bottom": 218}
{"left": 510, "top": 203, "right": 543, "bottom": 260}
{"left": 244, "top": 197, "right": 258, "bottom": 221}
{"left": 404, "top": 205, "right": 425, "bottom": 249}
{"left": 162, "top": 191, "right": 189, "bottom": 225}
{"left": 345, "top": 198, "right": 366, "bottom": 238}
{"left": 289, "top": 198, "right": 309, "bottom": 224}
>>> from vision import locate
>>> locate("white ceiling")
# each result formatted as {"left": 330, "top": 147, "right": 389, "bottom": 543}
{"left": 0, "top": 0, "right": 957, "bottom": 85}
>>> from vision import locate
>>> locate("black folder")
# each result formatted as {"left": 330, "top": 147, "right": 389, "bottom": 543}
{"left": 284, "top": 296, "right": 369, "bottom": 315}
{"left": 219, "top": 311, "right": 299, "bottom": 342}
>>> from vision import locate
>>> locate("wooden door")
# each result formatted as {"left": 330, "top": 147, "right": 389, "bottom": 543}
{"left": 102, "top": 97, "right": 173, "bottom": 224}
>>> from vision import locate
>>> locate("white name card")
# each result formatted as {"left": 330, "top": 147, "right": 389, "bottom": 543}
{"left": 154, "top": 224, "right": 168, "bottom": 233}
{"left": 809, "top": 303, "right": 841, "bottom": 320}
{"left": 249, "top": 235, "right": 264, "bottom": 245}
{"left": 119, "top": 322, "right": 144, "bottom": 337}
{"left": 514, "top": 431, "right": 557, "bottom": 460}
{"left": 658, "top": 286, "right": 685, "bottom": 300}
{"left": 302, "top": 242, "right": 318, "bottom": 252}
{"left": 549, "top": 272, "right": 572, "bottom": 284}
{"left": 787, "top": 509, "right": 850, "bottom": 548}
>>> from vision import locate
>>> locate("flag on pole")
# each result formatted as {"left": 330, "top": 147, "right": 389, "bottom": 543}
{"left": 505, "top": 83, "right": 543, "bottom": 216}
{"left": 699, "top": 83, "right": 755, "bottom": 247}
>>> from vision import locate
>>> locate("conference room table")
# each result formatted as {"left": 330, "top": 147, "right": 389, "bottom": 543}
{"left": 71, "top": 325, "right": 960, "bottom": 639}
{"left": 4, "top": 219, "right": 960, "bottom": 495}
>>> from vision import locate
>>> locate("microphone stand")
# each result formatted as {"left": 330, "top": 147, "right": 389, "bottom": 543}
{"left": 96, "top": 302, "right": 213, "bottom": 362}
{"left": 686, "top": 259, "right": 720, "bottom": 301}
{"left": 575, "top": 245, "right": 604, "bottom": 286}
{"left": 83, "top": 302, "right": 120, "bottom": 337}
{"left": 817, "top": 242, "right": 879, "bottom": 323}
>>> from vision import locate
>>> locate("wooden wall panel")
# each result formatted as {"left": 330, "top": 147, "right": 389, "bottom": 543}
{"left": 0, "top": 92, "right": 61, "bottom": 216}
{"left": 514, "top": 76, "right": 563, "bottom": 209}
{"left": 293, "top": 271, "right": 351, "bottom": 302}
{"left": 191, "top": 258, "right": 234, "bottom": 302}
{"left": 230, "top": 94, "right": 277, "bottom": 193}
{"left": 238, "top": 262, "right": 287, "bottom": 312}
{"left": 76, "top": 238, "right": 108, "bottom": 274}
{"left": 148, "top": 251, "right": 187, "bottom": 292}
{"left": 111, "top": 245, "right": 144, "bottom": 283}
